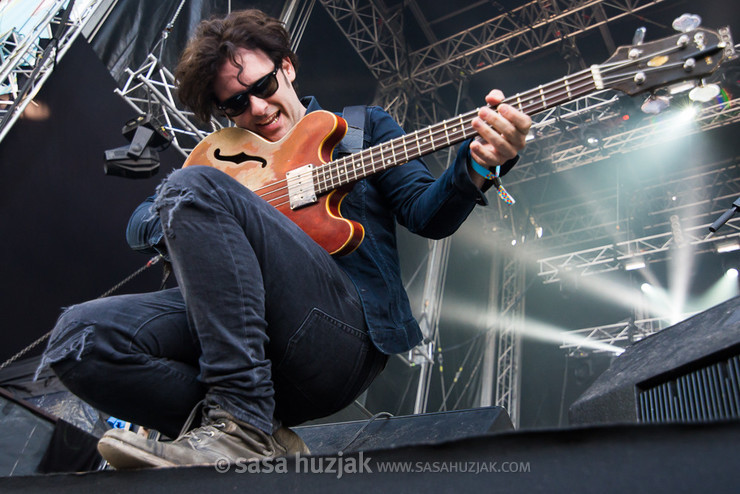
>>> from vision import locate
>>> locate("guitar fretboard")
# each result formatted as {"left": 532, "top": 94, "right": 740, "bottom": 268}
{"left": 314, "top": 66, "right": 601, "bottom": 193}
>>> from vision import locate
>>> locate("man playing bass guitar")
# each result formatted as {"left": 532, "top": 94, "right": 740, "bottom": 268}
{"left": 39, "top": 8, "right": 531, "bottom": 468}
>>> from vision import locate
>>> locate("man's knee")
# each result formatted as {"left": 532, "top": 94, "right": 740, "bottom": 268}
{"left": 153, "top": 166, "right": 230, "bottom": 235}
{"left": 36, "top": 302, "right": 113, "bottom": 383}
{"left": 158, "top": 166, "right": 225, "bottom": 195}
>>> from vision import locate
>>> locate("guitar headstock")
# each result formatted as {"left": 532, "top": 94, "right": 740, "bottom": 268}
{"left": 601, "top": 26, "right": 735, "bottom": 96}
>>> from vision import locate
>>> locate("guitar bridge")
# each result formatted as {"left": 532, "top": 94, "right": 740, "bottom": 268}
{"left": 286, "top": 164, "right": 318, "bottom": 209}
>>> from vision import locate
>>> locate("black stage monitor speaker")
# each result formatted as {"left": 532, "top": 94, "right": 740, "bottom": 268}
{"left": 570, "top": 295, "right": 740, "bottom": 425}
{"left": 294, "top": 406, "right": 513, "bottom": 455}
{"left": 0, "top": 388, "right": 101, "bottom": 476}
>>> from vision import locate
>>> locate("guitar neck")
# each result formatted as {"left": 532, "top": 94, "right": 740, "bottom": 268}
{"left": 314, "top": 66, "right": 601, "bottom": 193}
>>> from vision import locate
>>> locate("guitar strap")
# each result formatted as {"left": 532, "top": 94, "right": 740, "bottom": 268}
{"left": 334, "top": 105, "right": 366, "bottom": 157}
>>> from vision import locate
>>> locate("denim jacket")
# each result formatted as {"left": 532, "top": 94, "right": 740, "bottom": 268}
{"left": 126, "top": 96, "right": 514, "bottom": 355}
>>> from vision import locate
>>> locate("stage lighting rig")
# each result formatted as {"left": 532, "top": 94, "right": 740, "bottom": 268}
{"left": 104, "top": 114, "right": 172, "bottom": 179}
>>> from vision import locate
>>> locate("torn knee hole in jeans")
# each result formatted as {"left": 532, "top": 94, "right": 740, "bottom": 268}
{"left": 34, "top": 321, "right": 95, "bottom": 381}
{"left": 153, "top": 180, "right": 195, "bottom": 238}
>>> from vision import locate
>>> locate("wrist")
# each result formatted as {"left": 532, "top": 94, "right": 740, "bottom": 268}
{"left": 469, "top": 156, "right": 499, "bottom": 181}
{"left": 468, "top": 150, "right": 515, "bottom": 205}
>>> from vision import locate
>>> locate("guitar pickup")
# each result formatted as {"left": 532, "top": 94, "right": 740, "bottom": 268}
{"left": 286, "top": 164, "right": 318, "bottom": 209}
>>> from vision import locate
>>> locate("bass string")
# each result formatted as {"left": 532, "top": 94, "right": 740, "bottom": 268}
{"left": 254, "top": 41, "right": 685, "bottom": 206}
{"left": 262, "top": 72, "right": 593, "bottom": 201}
{"left": 257, "top": 74, "right": 598, "bottom": 204}
{"left": 313, "top": 70, "right": 604, "bottom": 190}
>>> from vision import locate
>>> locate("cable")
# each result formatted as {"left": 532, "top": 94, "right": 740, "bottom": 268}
{"left": 338, "top": 411, "right": 393, "bottom": 454}
{"left": 452, "top": 347, "right": 486, "bottom": 410}
{"left": 557, "top": 353, "right": 570, "bottom": 427}
{"left": 154, "top": 0, "right": 187, "bottom": 60}
{"left": 436, "top": 338, "right": 478, "bottom": 412}
{"left": 436, "top": 331, "right": 447, "bottom": 411}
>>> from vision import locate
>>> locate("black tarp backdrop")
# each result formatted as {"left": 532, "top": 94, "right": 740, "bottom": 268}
{"left": 0, "top": 1, "right": 288, "bottom": 367}
{"left": 0, "top": 37, "right": 178, "bottom": 365}
{"left": 87, "top": 0, "right": 379, "bottom": 111}
{"left": 90, "top": 0, "right": 282, "bottom": 88}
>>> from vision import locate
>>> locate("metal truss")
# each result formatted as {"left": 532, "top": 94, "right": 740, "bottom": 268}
{"left": 406, "top": 0, "right": 666, "bottom": 95}
{"left": 115, "top": 54, "right": 223, "bottom": 159}
{"left": 321, "top": 0, "right": 666, "bottom": 101}
{"left": 318, "top": 0, "right": 738, "bottom": 417}
{"left": 317, "top": 0, "right": 407, "bottom": 85}
{"left": 407, "top": 237, "right": 452, "bottom": 414}
{"left": 536, "top": 218, "right": 740, "bottom": 284}
{"left": 560, "top": 316, "right": 674, "bottom": 352}
{"left": 529, "top": 89, "right": 625, "bottom": 134}
{"left": 0, "top": 0, "right": 103, "bottom": 144}
{"left": 507, "top": 97, "right": 740, "bottom": 185}
{"left": 529, "top": 155, "right": 740, "bottom": 251}
{"left": 317, "top": 0, "right": 414, "bottom": 125}
{"left": 494, "top": 257, "right": 525, "bottom": 428}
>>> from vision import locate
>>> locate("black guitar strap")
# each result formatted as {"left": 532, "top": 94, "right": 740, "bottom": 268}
{"left": 334, "top": 105, "right": 366, "bottom": 157}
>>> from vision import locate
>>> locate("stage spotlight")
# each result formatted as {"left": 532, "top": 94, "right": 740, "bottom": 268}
{"left": 104, "top": 114, "right": 172, "bottom": 179}
{"left": 616, "top": 94, "right": 640, "bottom": 127}
{"left": 716, "top": 239, "right": 740, "bottom": 253}
{"left": 641, "top": 283, "right": 652, "bottom": 293}
{"left": 580, "top": 126, "right": 603, "bottom": 148}
{"left": 625, "top": 258, "right": 646, "bottom": 271}
{"left": 668, "top": 105, "right": 698, "bottom": 126}
{"left": 672, "top": 13, "right": 702, "bottom": 32}
{"left": 727, "top": 268, "right": 739, "bottom": 278}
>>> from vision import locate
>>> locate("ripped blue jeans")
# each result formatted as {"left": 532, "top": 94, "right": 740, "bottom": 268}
{"left": 39, "top": 166, "right": 386, "bottom": 438}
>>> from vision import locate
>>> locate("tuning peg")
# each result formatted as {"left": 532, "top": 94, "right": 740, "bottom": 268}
{"left": 632, "top": 27, "right": 646, "bottom": 45}
{"left": 641, "top": 93, "right": 671, "bottom": 115}
{"left": 672, "top": 13, "right": 702, "bottom": 33}
{"left": 689, "top": 81, "right": 721, "bottom": 102}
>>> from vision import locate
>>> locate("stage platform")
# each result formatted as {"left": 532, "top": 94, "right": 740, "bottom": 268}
{"left": 0, "top": 419, "right": 737, "bottom": 493}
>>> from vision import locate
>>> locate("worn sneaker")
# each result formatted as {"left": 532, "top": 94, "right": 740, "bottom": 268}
{"left": 97, "top": 405, "right": 309, "bottom": 469}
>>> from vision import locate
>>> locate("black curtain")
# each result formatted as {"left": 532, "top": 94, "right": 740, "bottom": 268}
{"left": 89, "top": 0, "right": 284, "bottom": 86}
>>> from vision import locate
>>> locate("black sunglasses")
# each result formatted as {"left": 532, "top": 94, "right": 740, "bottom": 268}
{"left": 216, "top": 65, "right": 280, "bottom": 117}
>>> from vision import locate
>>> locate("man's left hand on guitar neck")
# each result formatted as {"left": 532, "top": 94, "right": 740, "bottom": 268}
{"left": 468, "top": 89, "right": 532, "bottom": 189}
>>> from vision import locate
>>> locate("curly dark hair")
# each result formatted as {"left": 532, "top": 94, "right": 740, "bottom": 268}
{"left": 174, "top": 9, "right": 298, "bottom": 123}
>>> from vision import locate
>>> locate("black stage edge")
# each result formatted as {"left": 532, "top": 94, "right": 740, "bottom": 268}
{"left": 295, "top": 406, "right": 513, "bottom": 455}
{"left": 1, "top": 420, "right": 737, "bottom": 493}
